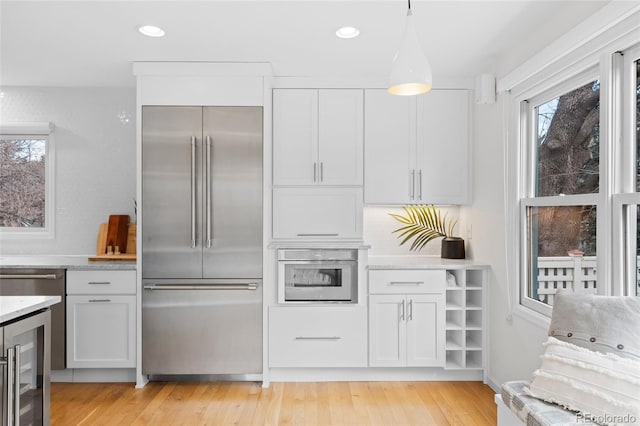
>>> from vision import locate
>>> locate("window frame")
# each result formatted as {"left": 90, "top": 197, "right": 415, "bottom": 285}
{"left": 0, "top": 122, "right": 56, "bottom": 239}
{"left": 611, "top": 44, "right": 640, "bottom": 296}
{"left": 518, "top": 67, "right": 605, "bottom": 317}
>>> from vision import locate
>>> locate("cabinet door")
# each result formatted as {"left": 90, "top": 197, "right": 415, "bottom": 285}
{"left": 66, "top": 295, "right": 135, "bottom": 368}
{"left": 273, "top": 89, "right": 318, "bottom": 185}
{"left": 369, "top": 294, "right": 406, "bottom": 366}
{"left": 416, "top": 90, "right": 470, "bottom": 204}
{"left": 364, "top": 89, "right": 416, "bottom": 204}
{"left": 318, "top": 89, "right": 363, "bottom": 185}
{"left": 272, "top": 187, "right": 363, "bottom": 239}
{"left": 406, "top": 294, "right": 445, "bottom": 367}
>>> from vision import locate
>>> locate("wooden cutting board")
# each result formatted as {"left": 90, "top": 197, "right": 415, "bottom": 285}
{"left": 106, "top": 214, "right": 130, "bottom": 253}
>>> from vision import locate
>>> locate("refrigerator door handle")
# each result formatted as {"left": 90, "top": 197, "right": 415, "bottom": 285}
{"left": 6, "top": 346, "right": 15, "bottom": 426}
{"left": 205, "top": 135, "right": 212, "bottom": 249}
{"left": 144, "top": 283, "right": 259, "bottom": 291}
{"left": 190, "top": 136, "right": 197, "bottom": 249}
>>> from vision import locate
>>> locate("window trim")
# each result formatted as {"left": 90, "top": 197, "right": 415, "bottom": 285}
{"left": 0, "top": 122, "right": 56, "bottom": 239}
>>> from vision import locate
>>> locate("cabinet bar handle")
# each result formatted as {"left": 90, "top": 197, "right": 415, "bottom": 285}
{"left": 389, "top": 281, "right": 423, "bottom": 286}
{"left": 409, "top": 170, "right": 415, "bottom": 200}
{"left": 400, "top": 300, "right": 405, "bottom": 321}
{"left": 89, "top": 299, "right": 111, "bottom": 303}
{"left": 296, "top": 233, "right": 339, "bottom": 237}
{"left": 408, "top": 299, "right": 413, "bottom": 321}
{"left": 294, "top": 336, "right": 341, "bottom": 341}
{"left": 320, "top": 162, "right": 324, "bottom": 182}
{"left": 88, "top": 281, "right": 111, "bottom": 285}
{"left": 313, "top": 162, "right": 317, "bottom": 182}
{"left": 190, "top": 136, "right": 197, "bottom": 249}
{"left": 418, "top": 169, "right": 423, "bottom": 200}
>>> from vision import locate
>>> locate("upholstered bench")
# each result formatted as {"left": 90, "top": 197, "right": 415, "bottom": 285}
{"left": 495, "top": 291, "right": 640, "bottom": 426}
{"left": 496, "top": 381, "right": 596, "bottom": 425}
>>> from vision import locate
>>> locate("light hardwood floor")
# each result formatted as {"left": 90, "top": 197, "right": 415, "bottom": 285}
{"left": 51, "top": 381, "right": 497, "bottom": 425}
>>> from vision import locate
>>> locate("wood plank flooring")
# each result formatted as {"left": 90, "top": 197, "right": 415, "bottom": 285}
{"left": 51, "top": 381, "right": 497, "bottom": 426}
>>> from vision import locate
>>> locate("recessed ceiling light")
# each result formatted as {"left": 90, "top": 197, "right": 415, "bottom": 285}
{"left": 336, "top": 26, "right": 360, "bottom": 39}
{"left": 138, "top": 25, "right": 165, "bottom": 38}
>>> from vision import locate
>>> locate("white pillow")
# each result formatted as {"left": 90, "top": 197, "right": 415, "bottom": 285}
{"left": 525, "top": 337, "right": 640, "bottom": 425}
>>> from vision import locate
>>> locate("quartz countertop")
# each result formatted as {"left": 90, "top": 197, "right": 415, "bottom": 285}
{"left": 0, "top": 295, "right": 62, "bottom": 324}
{"left": 0, "top": 255, "right": 136, "bottom": 270}
{"left": 367, "top": 255, "right": 489, "bottom": 269}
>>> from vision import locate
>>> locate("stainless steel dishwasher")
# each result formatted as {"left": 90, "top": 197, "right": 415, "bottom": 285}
{"left": 0, "top": 269, "right": 66, "bottom": 369}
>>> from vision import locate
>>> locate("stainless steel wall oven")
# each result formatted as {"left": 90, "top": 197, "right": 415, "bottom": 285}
{"left": 277, "top": 249, "right": 357, "bottom": 303}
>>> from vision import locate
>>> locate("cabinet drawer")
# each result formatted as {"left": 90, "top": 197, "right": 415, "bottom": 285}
{"left": 269, "top": 306, "right": 367, "bottom": 368}
{"left": 369, "top": 269, "right": 445, "bottom": 294}
{"left": 67, "top": 270, "right": 136, "bottom": 295}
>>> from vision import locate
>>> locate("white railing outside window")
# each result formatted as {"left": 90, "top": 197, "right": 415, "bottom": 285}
{"left": 537, "top": 256, "right": 640, "bottom": 304}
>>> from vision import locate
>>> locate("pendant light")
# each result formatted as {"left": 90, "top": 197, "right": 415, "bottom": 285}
{"left": 388, "top": 0, "right": 433, "bottom": 96}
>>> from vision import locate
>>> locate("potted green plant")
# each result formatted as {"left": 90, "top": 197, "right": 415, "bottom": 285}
{"left": 389, "top": 204, "right": 465, "bottom": 259}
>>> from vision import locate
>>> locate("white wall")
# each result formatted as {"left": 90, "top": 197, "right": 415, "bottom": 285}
{"left": 461, "top": 99, "right": 548, "bottom": 390}
{"left": 0, "top": 87, "right": 136, "bottom": 255}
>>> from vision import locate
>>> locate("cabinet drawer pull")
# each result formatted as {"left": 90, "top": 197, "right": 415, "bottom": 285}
{"left": 389, "top": 281, "right": 423, "bottom": 286}
{"left": 89, "top": 299, "right": 111, "bottom": 303}
{"left": 88, "top": 281, "right": 111, "bottom": 285}
{"left": 296, "top": 233, "right": 339, "bottom": 237}
{"left": 294, "top": 336, "right": 341, "bottom": 341}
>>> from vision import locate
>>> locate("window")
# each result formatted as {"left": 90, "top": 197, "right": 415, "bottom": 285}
{"left": 520, "top": 72, "right": 602, "bottom": 315}
{"left": 0, "top": 123, "right": 55, "bottom": 238}
{"left": 508, "top": 36, "right": 640, "bottom": 318}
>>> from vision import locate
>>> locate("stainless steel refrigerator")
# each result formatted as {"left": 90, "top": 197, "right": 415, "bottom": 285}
{"left": 141, "top": 106, "right": 263, "bottom": 376}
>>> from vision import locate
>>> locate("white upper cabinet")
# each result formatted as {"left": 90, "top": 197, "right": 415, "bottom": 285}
{"left": 417, "top": 90, "right": 470, "bottom": 204}
{"left": 364, "top": 89, "right": 470, "bottom": 205}
{"left": 273, "top": 89, "right": 363, "bottom": 186}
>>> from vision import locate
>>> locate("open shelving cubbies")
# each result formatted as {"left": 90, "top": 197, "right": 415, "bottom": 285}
{"left": 444, "top": 268, "right": 486, "bottom": 370}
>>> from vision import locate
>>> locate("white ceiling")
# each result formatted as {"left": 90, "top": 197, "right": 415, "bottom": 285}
{"left": 0, "top": 0, "right": 613, "bottom": 88}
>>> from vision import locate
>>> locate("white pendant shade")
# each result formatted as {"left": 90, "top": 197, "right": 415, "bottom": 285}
{"left": 388, "top": 9, "right": 432, "bottom": 96}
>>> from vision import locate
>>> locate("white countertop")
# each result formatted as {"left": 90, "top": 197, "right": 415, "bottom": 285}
{"left": 0, "top": 255, "right": 135, "bottom": 270}
{"left": 0, "top": 295, "right": 62, "bottom": 324}
{"left": 367, "top": 255, "right": 490, "bottom": 269}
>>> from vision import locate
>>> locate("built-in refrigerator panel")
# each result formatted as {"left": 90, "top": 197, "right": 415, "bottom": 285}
{"left": 142, "top": 106, "right": 203, "bottom": 279}
{"left": 202, "top": 107, "right": 263, "bottom": 279}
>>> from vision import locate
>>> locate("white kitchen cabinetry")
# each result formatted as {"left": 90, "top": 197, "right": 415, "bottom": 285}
{"left": 364, "top": 89, "right": 470, "bottom": 205}
{"left": 272, "top": 187, "right": 363, "bottom": 239}
{"left": 443, "top": 268, "right": 486, "bottom": 370}
{"left": 368, "top": 270, "right": 445, "bottom": 367}
{"left": 66, "top": 270, "right": 136, "bottom": 368}
{"left": 273, "top": 89, "right": 363, "bottom": 186}
{"left": 269, "top": 306, "right": 367, "bottom": 368}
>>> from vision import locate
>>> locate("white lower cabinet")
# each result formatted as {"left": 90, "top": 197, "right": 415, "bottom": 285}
{"left": 369, "top": 294, "right": 444, "bottom": 367}
{"left": 368, "top": 269, "right": 445, "bottom": 367}
{"left": 66, "top": 270, "right": 136, "bottom": 368}
{"left": 269, "top": 306, "right": 367, "bottom": 367}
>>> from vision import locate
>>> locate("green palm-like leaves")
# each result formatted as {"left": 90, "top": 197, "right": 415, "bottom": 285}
{"left": 389, "top": 205, "right": 457, "bottom": 252}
